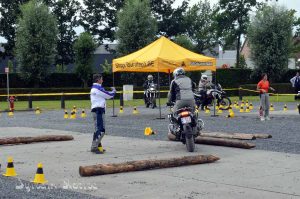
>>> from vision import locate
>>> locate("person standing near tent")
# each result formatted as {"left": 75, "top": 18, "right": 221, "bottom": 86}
{"left": 168, "top": 67, "right": 196, "bottom": 112}
{"left": 257, "top": 73, "right": 275, "bottom": 121}
{"left": 290, "top": 72, "right": 300, "bottom": 94}
{"left": 198, "top": 74, "right": 211, "bottom": 110}
{"left": 90, "top": 74, "right": 116, "bottom": 154}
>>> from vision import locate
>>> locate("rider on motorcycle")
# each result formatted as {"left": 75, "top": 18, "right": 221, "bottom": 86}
{"left": 168, "top": 67, "right": 196, "bottom": 112}
{"left": 143, "top": 74, "right": 154, "bottom": 107}
{"left": 198, "top": 74, "right": 211, "bottom": 110}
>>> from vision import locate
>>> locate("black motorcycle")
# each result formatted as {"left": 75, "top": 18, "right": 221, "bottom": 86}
{"left": 194, "top": 83, "right": 231, "bottom": 110}
{"left": 145, "top": 83, "right": 157, "bottom": 109}
{"left": 167, "top": 104, "right": 204, "bottom": 152}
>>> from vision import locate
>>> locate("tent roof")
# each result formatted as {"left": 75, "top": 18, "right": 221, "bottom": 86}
{"left": 112, "top": 36, "right": 216, "bottom": 73}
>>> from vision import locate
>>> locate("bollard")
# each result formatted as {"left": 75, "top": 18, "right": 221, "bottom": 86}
{"left": 238, "top": 87, "right": 243, "bottom": 101}
{"left": 61, "top": 93, "right": 65, "bottom": 109}
{"left": 28, "top": 93, "right": 33, "bottom": 109}
{"left": 120, "top": 92, "right": 124, "bottom": 107}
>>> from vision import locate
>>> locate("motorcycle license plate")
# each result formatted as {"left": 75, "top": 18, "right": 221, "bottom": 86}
{"left": 181, "top": 116, "right": 191, "bottom": 124}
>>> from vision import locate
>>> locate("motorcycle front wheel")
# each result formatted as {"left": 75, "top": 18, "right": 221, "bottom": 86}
{"left": 218, "top": 97, "right": 231, "bottom": 110}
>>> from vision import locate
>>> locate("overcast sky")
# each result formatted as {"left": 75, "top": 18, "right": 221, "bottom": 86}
{"left": 0, "top": 0, "right": 299, "bottom": 43}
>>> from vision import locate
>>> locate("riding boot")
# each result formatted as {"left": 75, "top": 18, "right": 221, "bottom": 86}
{"left": 90, "top": 140, "right": 98, "bottom": 152}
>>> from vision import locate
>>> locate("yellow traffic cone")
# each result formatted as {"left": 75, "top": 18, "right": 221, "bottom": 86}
{"left": 3, "top": 157, "right": 17, "bottom": 177}
{"left": 81, "top": 109, "right": 87, "bottom": 118}
{"left": 270, "top": 104, "right": 275, "bottom": 111}
{"left": 133, "top": 106, "right": 139, "bottom": 114}
{"left": 70, "top": 111, "right": 76, "bottom": 119}
{"left": 144, "top": 127, "right": 156, "bottom": 136}
{"left": 73, "top": 106, "right": 77, "bottom": 113}
{"left": 119, "top": 106, "right": 124, "bottom": 114}
{"left": 205, "top": 107, "right": 210, "bottom": 114}
{"left": 64, "top": 110, "right": 69, "bottom": 119}
{"left": 283, "top": 104, "right": 287, "bottom": 111}
{"left": 245, "top": 106, "right": 250, "bottom": 113}
{"left": 249, "top": 103, "right": 253, "bottom": 110}
{"left": 227, "top": 107, "right": 235, "bottom": 118}
{"left": 35, "top": 107, "right": 41, "bottom": 114}
{"left": 241, "top": 101, "right": 245, "bottom": 107}
{"left": 32, "top": 163, "right": 48, "bottom": 184}
{"left": 239, "top": 105, "right": 244, "bottom": 113}
{"left": 8, "top": 109, "right": 14, "bottom": 117}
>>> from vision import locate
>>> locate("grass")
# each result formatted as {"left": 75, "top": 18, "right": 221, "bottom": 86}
{"left": 0, "top": 95, "right": 297, "bottom": 111}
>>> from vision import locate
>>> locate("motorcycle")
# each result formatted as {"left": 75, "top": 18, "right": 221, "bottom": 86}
{"left": 145, "top": 83, "right": 157, "bottom": 109}
{"left": 194, "top": 83, "right": 231, "bottom": 110}
{"left": 167, "top": 103, "right": 204, "bottom": 152}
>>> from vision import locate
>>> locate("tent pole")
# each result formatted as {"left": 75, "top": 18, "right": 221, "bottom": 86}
{"left": 211, "top": 70, "right": 218, "bottom": 117}
{"left": 157, "top": 71, "right": 164, "bottom": 119}
{"left": 111, "top": 72, "right": 117, "bottom": 117}
{"left": 168, "top": 69, "right": 171, "bottom": 87}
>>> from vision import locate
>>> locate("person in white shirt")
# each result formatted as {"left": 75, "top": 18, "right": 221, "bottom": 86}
{"left": 290, "top": 72, "right": 300, "bottom": 94}
{"left": 90, "top": 74, "right": 116, "bottom": 154}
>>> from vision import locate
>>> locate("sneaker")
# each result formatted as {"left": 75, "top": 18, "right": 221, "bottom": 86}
{"left": 265, "top": 116, "right": 271, "bottom": 121}
{"left": 260, "top": 117, "right": 265, "bottom": 121}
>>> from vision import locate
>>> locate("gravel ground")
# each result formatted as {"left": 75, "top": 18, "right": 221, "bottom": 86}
{"left": 0, "top": 101, "right": 299, "bottom": 198}
{"left": 1, "top": 101, "right": 299, "bottom": 154}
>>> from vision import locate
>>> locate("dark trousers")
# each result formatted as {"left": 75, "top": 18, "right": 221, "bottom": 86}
{"left": 92, "top": 107, "right": 105, "bottom": 141}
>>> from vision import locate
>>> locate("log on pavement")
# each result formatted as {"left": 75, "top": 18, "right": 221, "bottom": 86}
{"left": 200, "top": 132, "right": 256, "bottom": 140}
{"left": 0, "top": 135, "right": 74, "bottom": 145}
{"left": 167, "top": 133, "right": 255, "bottom": 149}
{"left": 252, "top": 134, "right": 272, "bottom": 139}
{"left": 195, "top": 137, "right": 255, "bottom": 149}
{"left": 79, "top": 155, "right": 220, "bottom": 177}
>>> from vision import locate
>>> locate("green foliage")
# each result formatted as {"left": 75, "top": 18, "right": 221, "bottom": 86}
{"left": 49, "top": 0, "right": 80, "bottom": 68}
{"left": 15, "top": 0, "right": 58, "bottom": 88}
{"left": 184, "top": 0, "right": 218, "bottom": 54}
{"left": 74, "top": 32, "right": 96, "bottom": 88}
{"left": 101, "top": 59, "right": 112, "bottom": 75}
{"left": 116, "top": 0, "right": 157, "bottom": 56}
{"left": 173, "top": 35, "right": 195, "bottom": 51}
{"left": 216, "top": 68, "right": 253, "bottom": 88}
{"left": 248, "top": 4, "right": 294, "bottom": 82}
{"left": 7, "top": 60, "right": 14, "bottom": 73}
{"left": 215, "top": 0, "right": 266, "bottom": 67}
{"left": 0, "top": 0, "right": 31, "bottom": 58}
{"left": 235, "top": 55, "right": 248, "bottom": 69}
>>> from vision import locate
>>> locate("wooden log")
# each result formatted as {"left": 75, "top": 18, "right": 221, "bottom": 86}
{"left": 79, "top": 154, "right": 220, "bottom": 177}
{"left": 195, "top": 137, "right": 255, "bottom": 149}
{"left": 200, "top": 132, "right": 256, "bottom": 140}
{"left": 167, "top": 133, "right": 255, "bottom": 149}
{"left": 252, "top": 134, "right": 272, "bottom": 139}
{"left": 0, "top": 135, "right": 74, "bottom": 145}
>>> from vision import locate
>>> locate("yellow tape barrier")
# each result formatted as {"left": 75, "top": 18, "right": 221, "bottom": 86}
{"left": 0, "top": 87, "right": 296, "bottom": 97}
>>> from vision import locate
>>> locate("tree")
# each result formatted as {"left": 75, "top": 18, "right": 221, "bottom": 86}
{"left": 0, "top": 0, "right": 31, "bottom": 58}
{"left": 215, "top": 0, "right": 258, "bottom": 68}
{"left": 48, "top": 0, "right": 81, "bottom": 70}
{"left": 248, "top": 4, "right": 294, "bottom": 81}
{"left": 15, "top": 0, "right": 58, "bottom": 87}
{"left": 74, "top": 32, "right": 96, "bottom": 88}
{"left": 116, "top": 0, "right": 157, "bottom": 56}
{"left": 80, "top": 0, "right": 188, "bottom": 44}
{"left": 184, "top": 0, "right": 218, "bottom": 54}
{"left": 173, "top": 35, "right": 195, "bottom": 51}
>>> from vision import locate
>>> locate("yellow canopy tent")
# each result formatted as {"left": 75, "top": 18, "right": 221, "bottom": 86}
{"left": 111, "top": 36, "right": 217, "bottom": 118}
{"left": 112, "top": 36, "right": 216, "bottom": 73}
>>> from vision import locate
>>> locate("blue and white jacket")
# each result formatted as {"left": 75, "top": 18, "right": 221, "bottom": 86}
{"left": 90, "top": 83, "right": 116, "bottom": 109}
